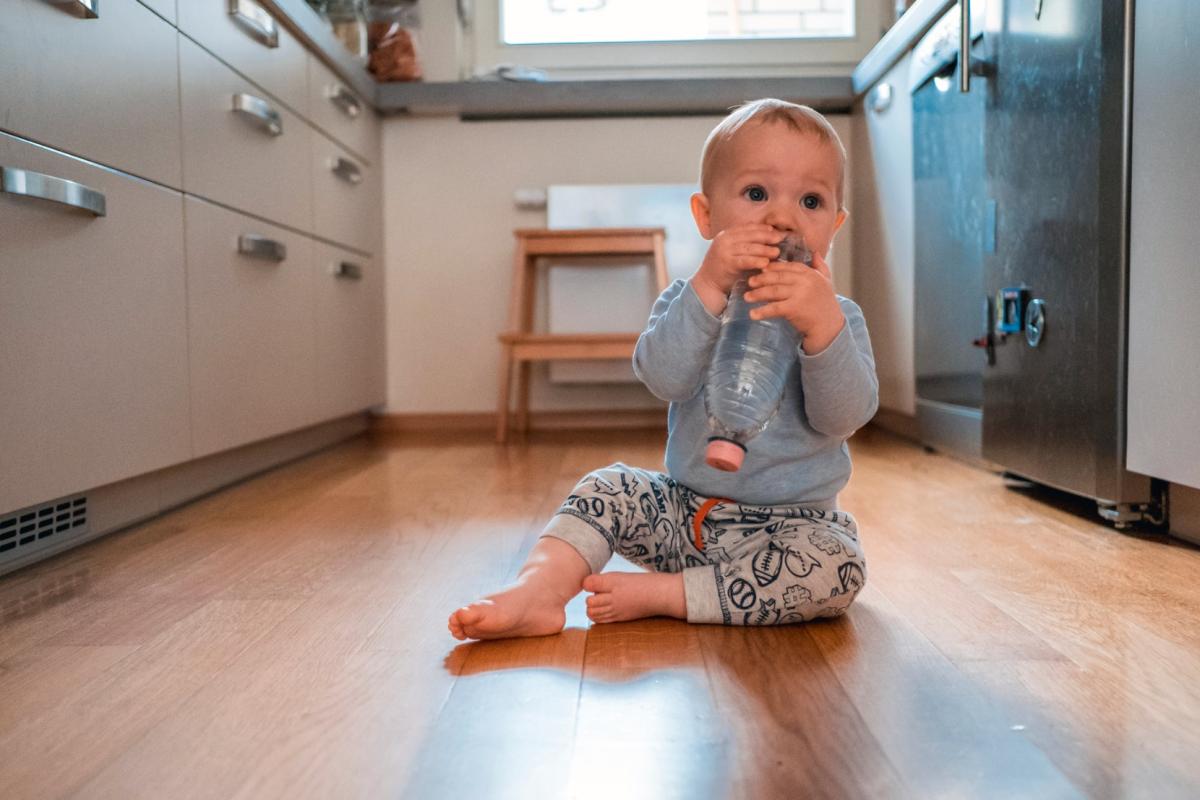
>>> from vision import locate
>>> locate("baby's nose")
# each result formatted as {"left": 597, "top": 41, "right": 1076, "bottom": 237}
{"left": 764, "top": 207, "right": 796, "bottom": 232}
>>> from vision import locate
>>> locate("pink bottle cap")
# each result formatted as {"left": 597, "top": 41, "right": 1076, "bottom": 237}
{"left": 706, "top": 439, "right": 746, "bottom": 472}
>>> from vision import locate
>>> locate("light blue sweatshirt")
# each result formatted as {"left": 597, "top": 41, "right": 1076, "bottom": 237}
{"left": 633, "top": 279, "right": 879, "bottom": 508}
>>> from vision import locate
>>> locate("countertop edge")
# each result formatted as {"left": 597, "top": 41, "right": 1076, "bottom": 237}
{"left": 258, "top": 0, "right": 379, "bottom": 108}
{"left": 851, "top": 0, "right": 955, "bottom": 95}
{"left": 375, "top": 76, "right": 855, "bottom": 119}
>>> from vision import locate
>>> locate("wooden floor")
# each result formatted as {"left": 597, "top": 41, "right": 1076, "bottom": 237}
{"left": 2, "top": 427, "right": 1199, "bottom": 799}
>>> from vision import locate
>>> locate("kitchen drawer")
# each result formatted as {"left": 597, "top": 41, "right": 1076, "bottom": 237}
{"left": 314, "top": 243, "right": 385, "bottom": 419}
{"left": 184, "top": 196, "right": 319, "bottom": 457}
{"left": 0, "top": 0, "right": 182, "bottom": 188}
{"left": 0, "top": 132, "right": 191, "bottom": 513}
{"left": 307, "top": 55, "right": 379, "bottom": 164}
{"left": 312, "top": 132, "right": 374, "bottom": 253}
{"left": 177, "top": 0, "right": 308, "bottom": 117}
{"left": 180, "top": 36, "right": 312, "bottom": 233}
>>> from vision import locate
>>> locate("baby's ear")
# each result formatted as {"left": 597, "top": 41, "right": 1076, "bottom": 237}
{"left": 690, "top": 193, "right": 714, "bottom": 240}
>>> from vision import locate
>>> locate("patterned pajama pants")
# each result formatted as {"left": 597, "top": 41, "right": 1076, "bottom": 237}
{"left": 541, "top": 463, "right": 867, "bottom": 626}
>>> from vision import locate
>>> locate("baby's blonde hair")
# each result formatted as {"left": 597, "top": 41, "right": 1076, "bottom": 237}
{"left": 699, "top": 98, "right": 846, "bottom": 209}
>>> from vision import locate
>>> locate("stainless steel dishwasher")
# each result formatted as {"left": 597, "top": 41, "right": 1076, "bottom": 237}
{"left": 911, "top": 0, "right": 1160, "bottom": 527}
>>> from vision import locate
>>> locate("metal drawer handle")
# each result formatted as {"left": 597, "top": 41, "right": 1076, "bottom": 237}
{"left": 330, "top": 157, "right": 363, "bottom": 185}
{"left": 327, "top": 85, "right": 361, "bottom": 118}
{"left": 232, "top": 93, "right": 283, "bottom": 136}
{"left": 228, "top": 0, "right": 279, "bottom": 48}
{"left": 237, "top": 234, "right": 287, "bottom": 262}
{"left": 1, "top": 166, "right": 106, "bottom": 216}
{"left": 332, "top": 261, "right": 363, "bottom": 280}
{"left": 959, "top": 0, "right": 971, "bottom": 93}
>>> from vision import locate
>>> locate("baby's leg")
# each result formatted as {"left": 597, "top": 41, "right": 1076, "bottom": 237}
{"left": 448, "top": 536, "right": 590, "bottom": 640}
{"left": 449, "top": 463, "right": 678, "bottom": 639}
{"left": 686, "top": 512, "right": 867, "bottom": 626}
{"left": 565, "top": 466, "right": 698, "bottom": 624}
{"left": 583, "top": 571, "right": 687, "bottom": 624}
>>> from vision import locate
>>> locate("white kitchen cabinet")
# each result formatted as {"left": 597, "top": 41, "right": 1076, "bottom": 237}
{"left": 179, "top": 36, "right": 313, "bottom": 233}
{"left": 1, "top": 0, "right": 385, "bottom": 575}
{"left": 1126, "top": 0, "right": 1200, "bottom": 489}
{"left": 850, "top": 52, "right": 916, "bottom": 416}
{"left": 177, "top": 0, "right": 309, "bottom": 117}
{"left": 311, "top": 132, "right": 375, "bottom": 253}
{"left": 138, "top": 0, "right": 176, "bottom": 24}
{"left": 184, "top": 197, "right": 319, "bottom": 457}
{"left": 307, "top": 56, "right": 379, "bottom": 166}
{"left": 0, "top": 132, "right": 191, "bottom": 512}
{"left": 313, "top": 243, "right": 386, "bottom": 420}
{"left": 0, "top": 0, "right": 182, "bottom": 188}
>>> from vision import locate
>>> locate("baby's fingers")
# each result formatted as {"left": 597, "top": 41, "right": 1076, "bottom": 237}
{"left": 744, "top": 282, "right": 793, "bottom": 305}
{"left": 748, "top": 300, "right": 793, "bottom": 321}
{"left": 734, "top": 254, "right": 772, "bottom": 270}
{"left": 718, "top": 238, "right": 778, "bottom": 261}
{"left": 810, "top": 252, "right": 834, "bottom": 281}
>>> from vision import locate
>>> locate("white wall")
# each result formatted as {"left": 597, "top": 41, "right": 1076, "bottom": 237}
{"left": 381, "top": 113, "right": 855, "bottom": 415}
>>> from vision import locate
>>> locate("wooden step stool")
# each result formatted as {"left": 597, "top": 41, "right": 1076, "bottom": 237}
{"left": 496, "top": 227, "right": 668, "bottom": 443}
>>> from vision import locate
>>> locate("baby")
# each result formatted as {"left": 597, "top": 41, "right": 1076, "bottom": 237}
{"left": 449, "top": 98, "right": 878, "bottom": 639}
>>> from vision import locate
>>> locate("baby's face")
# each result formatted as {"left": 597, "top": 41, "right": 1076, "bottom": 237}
{"left": 697, "top": 121, "right": 847, "bottom": 258}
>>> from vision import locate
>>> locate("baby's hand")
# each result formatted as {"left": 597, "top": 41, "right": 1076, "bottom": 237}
{"left": 691, "top": 223, "right": 780, "bottom": 316}
{"left": 744, "top": 251, "right": 846, "bottom": 354}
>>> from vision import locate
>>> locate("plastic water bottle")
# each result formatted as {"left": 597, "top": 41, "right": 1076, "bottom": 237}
{"left": 703, "top": 235, "right": 813, "bottom": 472}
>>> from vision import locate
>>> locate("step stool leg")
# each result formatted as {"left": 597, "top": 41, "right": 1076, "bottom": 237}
{"left": 496, "top": 344, "right": 513, "bottom": 443}
{"left": 515, "top": 360, "right": 532, "bottom": 436}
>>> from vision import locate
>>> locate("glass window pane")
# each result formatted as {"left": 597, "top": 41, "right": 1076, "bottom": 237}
{"left": 501, "top": 0, "right": 856, "bottom": 45}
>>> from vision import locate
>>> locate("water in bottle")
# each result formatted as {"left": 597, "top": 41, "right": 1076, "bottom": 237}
{"left": 703, "top": 235, "right": 813, "bottom": 471}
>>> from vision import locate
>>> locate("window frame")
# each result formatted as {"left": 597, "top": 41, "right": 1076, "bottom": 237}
{"left": 466, "top": 0, "right": 888, "bottom": 80}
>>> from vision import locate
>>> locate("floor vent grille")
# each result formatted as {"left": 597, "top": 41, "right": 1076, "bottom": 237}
{"left": 0, "top": 495, "right": 89, "bottom": 564}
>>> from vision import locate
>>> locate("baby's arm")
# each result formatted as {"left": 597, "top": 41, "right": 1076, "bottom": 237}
{"left": 796, "top": 297, "right": 879, "bottom": 438}
{"left": 633, "top": 280, "right": 722, "bottom": 402}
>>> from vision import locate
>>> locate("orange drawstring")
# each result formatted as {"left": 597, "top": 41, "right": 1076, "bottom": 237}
{"left": 692, "top": 497, "right": 730, "bottom": 551}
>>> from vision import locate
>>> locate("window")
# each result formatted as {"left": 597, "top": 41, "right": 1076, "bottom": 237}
{"left": 502, "top": 0, "right": 856, "bottom": 45}
{"left": 469, "top": 1, "right": 884, "bottom": 79}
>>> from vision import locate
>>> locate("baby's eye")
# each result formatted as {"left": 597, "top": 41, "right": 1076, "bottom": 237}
{"left": 802, "top": 194, "right": 822, "bottom": 210}
{"left": 744, "top": 185, "right": 768, "bottom": 202}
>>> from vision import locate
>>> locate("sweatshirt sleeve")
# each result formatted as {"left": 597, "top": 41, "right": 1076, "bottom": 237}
{"left": 796, "top": 296, "right": 879, "bottom": 438}
{"left": 633, "top": 279, "right": 723, "bottom": 402}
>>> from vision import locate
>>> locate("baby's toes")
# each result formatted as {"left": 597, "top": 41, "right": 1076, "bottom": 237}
{"left": 588, "top": 606, "right": 614, "bottom": 624}
{"left": 586, "top": 594, "right": 612, "bottom": 612}
{"left": 582, "top": 573, "right": 613, "bottom": 593}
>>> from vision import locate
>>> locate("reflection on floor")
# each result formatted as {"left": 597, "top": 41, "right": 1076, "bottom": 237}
{"left": 1, "top": 426, "right": 1198, "bottom": 798}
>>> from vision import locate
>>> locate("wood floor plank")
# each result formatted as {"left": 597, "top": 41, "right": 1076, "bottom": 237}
{"left": 0, "top": 596, "right": 305, "bottom": 799}
{"left": 809, "top": 585, "right": 1082, "bottom": 799}
{"left": 695, "top": 619, "right": 912, "bottom": 800}
{"left": 1, "top": 427, "right": 1198, "bottom": 798}
{"left": 568, "top": 620, "right": 729, "bottom": 800}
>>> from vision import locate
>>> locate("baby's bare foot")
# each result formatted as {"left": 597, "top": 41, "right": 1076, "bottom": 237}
{"left": 583, "top": 572, "right": 686, "bottom": 624}
{"left": 448, "top": 580, "right": 568, "bottom": 641}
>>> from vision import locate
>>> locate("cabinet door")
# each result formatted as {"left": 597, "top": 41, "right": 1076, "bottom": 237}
{"left": 0, "top": 0, "right": 182, "bottom": 188}
{"left": 139, "top": 0, "right": 176, "bottom": 24}
{"left": 179, "top": 36, "right": 313, "bottom": 233}
{"left": 185, "top": 197, "right": 318, "bottom": 457}
{"left": 177, "top": 0, "right": 309, "bottom": 116}
{"left": 853, "top": 53, "right": 916, "bottom": 416}
{"left": 312, "top": 132, "right": 375, "bottom": 253}
{"left": 0, "top": 133, "right": 190, "bottom": 512}
{"left": 307, "top": 55, "right": 379, "bottom": 165}
{"left": 1127, "top": 0, "right": 1200, "bottom": 489}
{"left": 313, "top": 243, "right": 385, "bottom": 419}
